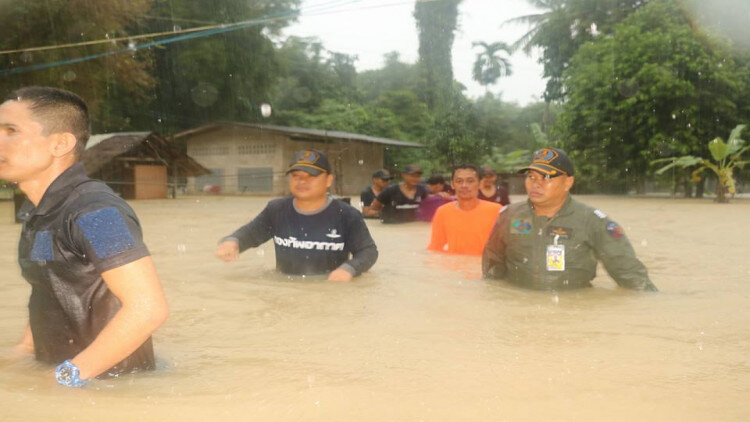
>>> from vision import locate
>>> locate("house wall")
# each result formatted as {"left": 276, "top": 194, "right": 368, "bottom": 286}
{"left": 186, "top": 127, "right": 386, "bottom": 196}
{"left": 133, "top": 165, "right": 168, "bottom": 199}
{"left": 187, "top": 127, "right": 287, "bottom": 195}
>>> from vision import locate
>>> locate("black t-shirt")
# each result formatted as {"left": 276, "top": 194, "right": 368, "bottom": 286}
{"left": 360, "top": 186, "right": 376, "bottom": 208}
{"left": 375, "top": 183, "right": 429, "bottom": 224}
{"left": 478, "top": 184, "right": 511, "bottom": 206}
{"left": 17, "top": 163, "right": 154, "bottom": 375}
{"left": 227, "top": 197, "right": 378, "bottom": 276}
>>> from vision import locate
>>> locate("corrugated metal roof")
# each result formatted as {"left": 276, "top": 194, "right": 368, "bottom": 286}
{"left": 173, "top": 122, "right": 423, "bottom": 147}
{"left": 82, "top": 132, "right": 209, "bottom": 177}
{"left": 86, "top": 132, "right": 151, "bottom": 150}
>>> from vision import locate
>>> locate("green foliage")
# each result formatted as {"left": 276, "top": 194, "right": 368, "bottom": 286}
{"left": 0, "top": 0, "right": 155, "bottom": 132}
{"left": 471, "top": 41, "right": 513, "bottom": 89}
{"left": 509, "top": 0, "right": 648, "bottom": 102}
{"left": 144, "top": 0, "right": 300, "bottom": 132}
{"left": 274, "top": 99, "right": 402, "bottom": 140}
{"left": 554, "top": 0, "right": 747, "bottom": 193}
{"left": 652, "top": 124, "right": 749, "bottom": 202}
{"left": 483, "top": 149, "right": 531, "bottom": 173}
{"left": 414, "top": 0, "right": 462, "bottom": 112}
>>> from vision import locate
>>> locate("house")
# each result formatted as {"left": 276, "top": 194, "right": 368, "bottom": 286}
{"left": 82, "top": 132, "right": 210, "bottom": 199}
{"left": 173, "top": 122, "right": 422, "bottom": 196}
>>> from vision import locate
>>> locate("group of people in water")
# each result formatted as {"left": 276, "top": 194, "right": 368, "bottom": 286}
{"left": 1, "top": 86, "right": 656, "bottom": 388}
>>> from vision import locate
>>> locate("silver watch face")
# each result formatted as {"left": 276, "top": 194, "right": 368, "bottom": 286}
{"left": 58, "top": 366, "right": 75, "bottom": 383}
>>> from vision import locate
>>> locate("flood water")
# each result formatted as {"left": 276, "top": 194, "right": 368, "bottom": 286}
{"left": 1, "top": 195, "right": 748, "bottom": 421}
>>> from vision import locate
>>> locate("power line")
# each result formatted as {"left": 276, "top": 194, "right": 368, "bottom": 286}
{"left": 0, "top": 0, "right": 363, "bottom": 56}
{"left": 0, "top": 0, "right": 434, "bottom": 77}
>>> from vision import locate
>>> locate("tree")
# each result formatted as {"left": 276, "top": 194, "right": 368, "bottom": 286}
{"left": 144, "top": 0, "right": 301, "bottom": 132}
{"left": 0, "top": 0, "right": 156, "bottom": 132}
{"left": 653, "top": 124, "right": 749, "bottom": 203}
{"left": 358, "top": 52, "right": 421, "bottom": 103}
{"left": 554, "top": 0, "right": 747, "bottom": 194}
{"left": 414, "top": 0, "right": 462, "bottom": 113}
{"left": 508, "top": 0, "right": 648, "bottom": 102}
{"left": 471, "top": 41, "right": 513, "bottom": 92}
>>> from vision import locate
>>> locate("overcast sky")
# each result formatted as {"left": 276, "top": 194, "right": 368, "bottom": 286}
{"left": 284, "top": 0, "right": 546, "bottom": 105}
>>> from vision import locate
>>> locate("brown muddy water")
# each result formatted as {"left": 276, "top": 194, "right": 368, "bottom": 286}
{"left": 0, "top": 195, "right": 748, "bottom": 421}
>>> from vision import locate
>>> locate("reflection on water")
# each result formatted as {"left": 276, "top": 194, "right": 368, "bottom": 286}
{"left": 1, "top": 196, "right": 749, "bottom": 421}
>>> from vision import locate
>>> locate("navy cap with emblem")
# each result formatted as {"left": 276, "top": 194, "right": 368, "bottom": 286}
{"left": 286, "top": 149, "right": 331, "bottom": 176}
{"left": 518, "top": 147, "right": 575, "bottom": 177}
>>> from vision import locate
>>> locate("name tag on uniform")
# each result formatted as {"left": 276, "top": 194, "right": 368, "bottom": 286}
{"left": 546, "top": 244, "right": 565, "bottom": 271}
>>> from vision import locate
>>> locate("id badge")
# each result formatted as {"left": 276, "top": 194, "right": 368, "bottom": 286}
{"left": 546, "top": 244, "right": 565, "bottom": 271}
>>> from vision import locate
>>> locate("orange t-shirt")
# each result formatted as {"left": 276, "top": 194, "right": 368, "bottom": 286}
{"left": 427, "top": 200, "right": 503, "bottom": 256}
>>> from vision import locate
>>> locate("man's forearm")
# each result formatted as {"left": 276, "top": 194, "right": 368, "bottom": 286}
{"left": 72, "top": 257, "right": 168, "bottom": 380}
{"left": 344, "top": 244, "right": 379, "bottom": 276}
{"left": 71, "top": 296, "right": 167, "bottom": 379}
{"left": 362, "top": 206, "right": 380, "bottom": 217}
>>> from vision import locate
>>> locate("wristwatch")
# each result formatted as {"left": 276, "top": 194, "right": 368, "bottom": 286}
{"left": 55, "top": 360, "right": 88, "bottom": 387}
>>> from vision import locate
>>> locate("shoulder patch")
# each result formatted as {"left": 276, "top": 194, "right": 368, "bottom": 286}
{"left": 606, "top": 221, "right": 624, "bottom": 239}
{"left": 77, "top": 207, "right": 136, "bottom": 259}
{"left": 30, "top": 231, "right": 54, "bottom": 261}
{"left": 593, "top": 209, "right": 607, "bottom": 219}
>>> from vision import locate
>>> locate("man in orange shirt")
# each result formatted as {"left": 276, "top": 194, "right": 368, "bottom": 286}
{"left": 428, "top": 164, "right": 503, "bottom": 255}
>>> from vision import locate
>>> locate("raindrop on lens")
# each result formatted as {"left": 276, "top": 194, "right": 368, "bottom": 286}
{"left": 260, "top": 103, "right": 272, "bottom": 118}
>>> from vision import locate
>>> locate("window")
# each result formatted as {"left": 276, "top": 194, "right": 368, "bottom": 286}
{"left": 237, "top": 167, "right": 273, "bottom": 192}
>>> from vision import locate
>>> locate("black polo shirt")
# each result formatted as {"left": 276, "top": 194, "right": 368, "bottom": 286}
{"left": 17, "top": 163, "right": 154, "bottom": 376}
{"left": 226, "top": 196, "right": 378, "bottom": 276}
{"left": 375, "top": 183, "right": 429, "bottom": 224}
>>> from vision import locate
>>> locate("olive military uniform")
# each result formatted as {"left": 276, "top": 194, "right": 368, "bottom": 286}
{"left": 482, "top": 196, "right": 657, "bottom": 291}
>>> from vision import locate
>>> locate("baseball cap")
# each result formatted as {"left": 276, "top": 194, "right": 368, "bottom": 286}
{"left": 402, "top": 164, "right": 423, "bottom": 175}
{"left": 518, "top": 148, "right": 575, "bottom": 177}
{"left": 372, "top": 169, "right": 393, "bottom": 180}
{"left": 286, "top": 149, "right": 331, "bottom": 176}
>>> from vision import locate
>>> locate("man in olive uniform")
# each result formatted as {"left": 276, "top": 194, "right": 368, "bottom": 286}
{"left": 482, "top": 148, "right": 657, "bottom": 291}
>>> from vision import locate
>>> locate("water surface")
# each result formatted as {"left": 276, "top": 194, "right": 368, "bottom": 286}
{"left": 1, "top": 196, "right": 748, "bottom": 421}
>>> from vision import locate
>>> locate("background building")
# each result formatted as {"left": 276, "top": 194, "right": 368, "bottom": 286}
{"left": 174, "top": 122, "right": 421, "bottom": 196}
{"left": 83, "top": 132, "right": 209, "bottom": 199}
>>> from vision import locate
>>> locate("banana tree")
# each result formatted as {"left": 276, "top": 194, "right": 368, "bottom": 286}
{"left": 652, "top": 124, "right": 749, "bottom": 203}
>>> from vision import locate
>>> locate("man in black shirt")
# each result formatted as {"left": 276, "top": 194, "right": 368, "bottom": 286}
{"left": 215, "top": 149, "right": 378, "bottom": 282}
{"left": 360, "top": 168, "right": 392, "bottom": 218}
{"left": 1, "top": 87, "right": 169, "bottom": 387}
{"left": 369, "top": 164, "right": 429, "bottom": 223}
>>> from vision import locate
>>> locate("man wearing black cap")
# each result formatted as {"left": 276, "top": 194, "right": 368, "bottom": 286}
{"left": 369, "top": 164, "right": 429, "bottom": 224}
{"left": 482, "top": 148, "right": 657, "bottom": 291}
{"left": 360, "top": 169, "right": 392, "bottom": 218}
{"left": 216, "top": 149, "right": 378, "bottom": 282}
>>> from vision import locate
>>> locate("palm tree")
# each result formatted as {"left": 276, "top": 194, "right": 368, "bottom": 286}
{"left": 504, "top": 0, "right": 648, "bottom": 101}
{"left": 503, "top": 0, "right": 566, "bottom": 54}
{"left": 471, "top": 41, "right": 513, "bottom": 93}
